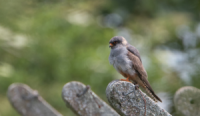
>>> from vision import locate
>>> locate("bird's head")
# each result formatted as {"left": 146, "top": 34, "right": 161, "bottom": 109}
{"left": 109, "top": 36, "right": 128, "bottom": 49}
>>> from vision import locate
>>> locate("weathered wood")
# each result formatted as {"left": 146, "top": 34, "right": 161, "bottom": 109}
{"left": 106, "top": 80, "right": 171, "bottom": 116}
{"left": 7, "top": 83, "right": 62, "bottom": 116}
{"left": 174, "top": 86, "right": 200, "bottom": 116}
{"left": 62, "top": 81, "right": 120, "bottom": 116}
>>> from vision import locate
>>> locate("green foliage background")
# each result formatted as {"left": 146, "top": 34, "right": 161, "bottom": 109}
{"left": 0, "top": 0, "right": 200, "bottom": 115}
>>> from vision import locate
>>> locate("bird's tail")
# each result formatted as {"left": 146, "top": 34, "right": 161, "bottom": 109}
{"left": 143, "top": 83, "right": 162, "bottom": 102}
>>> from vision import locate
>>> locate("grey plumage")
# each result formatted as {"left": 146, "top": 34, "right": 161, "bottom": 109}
{"left": 109, "top": 42, "right": 136, "bottom": 76}
{"left": 109, "top": 36, "right": 162, "bottom": 102}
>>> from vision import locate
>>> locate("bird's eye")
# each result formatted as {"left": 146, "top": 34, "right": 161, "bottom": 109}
{"left": 113, "top": 41, "right": 117, "bottom": 44}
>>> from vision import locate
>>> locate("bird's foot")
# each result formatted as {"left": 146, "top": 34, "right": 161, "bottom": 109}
{"left": 120, "top": 77, "right": 131, "bottom": 83}
{"left": 135, "top": 84, "right": 139, "bottom": 90}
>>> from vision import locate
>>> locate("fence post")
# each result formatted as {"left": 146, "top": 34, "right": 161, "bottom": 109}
{"left": 7, "top": 83, "right": 62, "bottom": 116}
{"left": 62, "top": 81, "right": 120, "bottom": 116}
{"left": 174, "top": 86, "right": 200, "bottom": 116}
{"left": 106, "top": 80, "right": 171, "bottom": 116}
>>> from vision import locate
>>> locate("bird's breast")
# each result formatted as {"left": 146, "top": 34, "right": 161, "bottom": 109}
{"left": 109, "top": 48, "right": 136, "bottom": 75}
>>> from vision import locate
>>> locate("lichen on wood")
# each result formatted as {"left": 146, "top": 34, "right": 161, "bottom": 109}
{"left": 62, "top": 81, "right": 120, "bottom": 116}
{"left": 7, "top": 83, "right": 62, "bottom": 116}
{"left": 106, "top": 80, "right": 171, "bottom": 116}
{"left": 174, "top": 86, "right": 200, "bottom": 116}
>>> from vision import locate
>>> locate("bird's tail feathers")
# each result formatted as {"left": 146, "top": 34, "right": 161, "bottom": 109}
{"left": 144, "top": 84, "right": 162, "bottom": 102}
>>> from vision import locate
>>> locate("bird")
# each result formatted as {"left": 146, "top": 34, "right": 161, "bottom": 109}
{"left": 109, "top": 36, "right": 162, "bottom": 102}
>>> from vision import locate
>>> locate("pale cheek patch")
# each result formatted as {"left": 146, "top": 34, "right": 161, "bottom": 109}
{"left": 122, "top": 37, "right": 128, "bottom": 45}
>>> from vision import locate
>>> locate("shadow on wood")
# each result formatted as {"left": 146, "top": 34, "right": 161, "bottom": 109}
{"left": 7, "top": 83, "right": 62, "bottom": 116}
{"left": 106, "top": 80, "right": 171, "bottom": 116}
{"left": 62, "top": 81, "right": 120, "bottom": 116}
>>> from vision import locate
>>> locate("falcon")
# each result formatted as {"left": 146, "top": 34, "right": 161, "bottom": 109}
{"left": 109, "top": 36, "right": 162, "bottom": 102}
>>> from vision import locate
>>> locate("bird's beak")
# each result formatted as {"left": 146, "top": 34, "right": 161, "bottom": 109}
{"left": 109, "top": 43, "right": 113, "bottom": 48}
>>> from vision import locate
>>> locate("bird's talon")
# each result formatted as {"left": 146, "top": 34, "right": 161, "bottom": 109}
{"left": 135, "top": 84, "right": 139, "bottom": 90}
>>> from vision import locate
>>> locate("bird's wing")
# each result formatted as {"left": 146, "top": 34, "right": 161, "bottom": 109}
{"left": 127, "top": 51, "right": 147, "bottom": 79}
{"left": 127, "top": 44, "right": 142, "bottom": 62}
{"left": 127, "top": 51, "right": 162, "bottom": 102}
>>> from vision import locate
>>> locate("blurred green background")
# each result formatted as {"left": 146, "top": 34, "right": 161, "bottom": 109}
{"left": 0, "top": 0, "right": 200, "bottom": 115}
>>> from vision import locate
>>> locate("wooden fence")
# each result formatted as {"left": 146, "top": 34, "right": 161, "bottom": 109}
{"left": 7, "top": 80, "right": 183, "bottom": 116}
